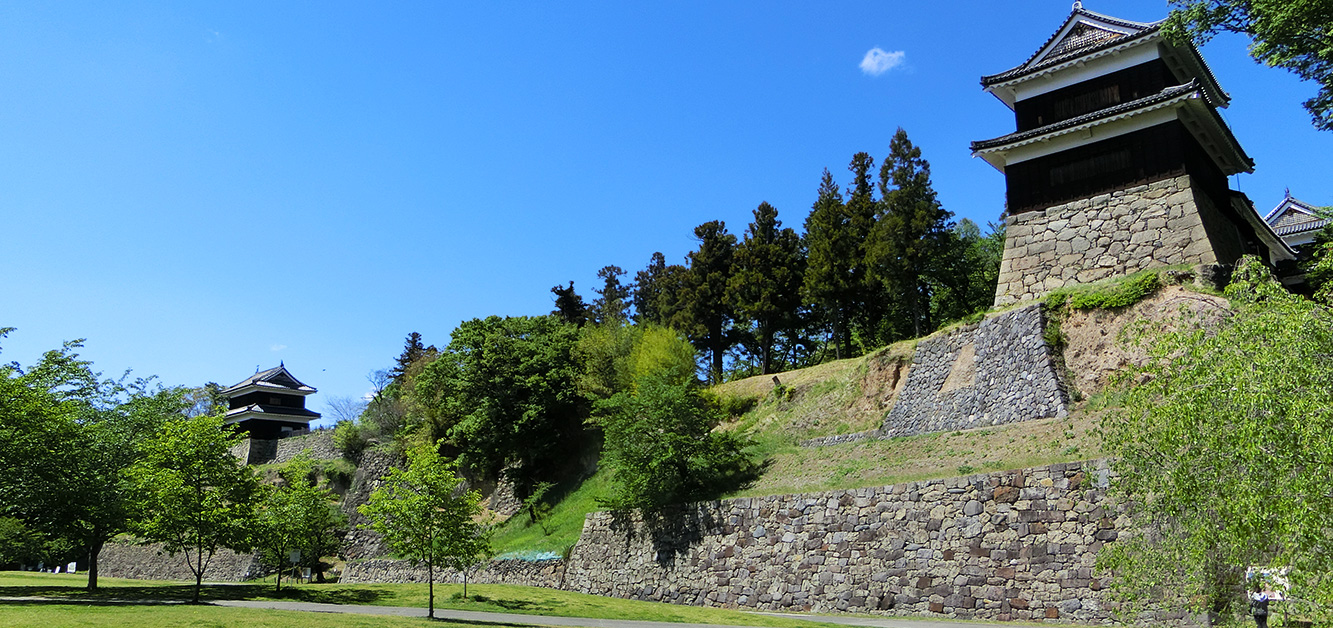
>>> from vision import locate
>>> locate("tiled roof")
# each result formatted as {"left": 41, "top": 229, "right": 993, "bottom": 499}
{"left": 1274, "top": 219, "right": 1329, "bottom": 237}
{"left": 981, "top": 8, "right": 1161, "bottom": 86}
{"left": 225, "top": 403, "right": 322, "bottom": 420}
{"left": 222, "top": 363, "right": 316, "bottom": 395}
{"left": 971, "top": 81, "right": 1202, "bottom": 151}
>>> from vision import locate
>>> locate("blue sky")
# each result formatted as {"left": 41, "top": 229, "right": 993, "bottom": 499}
{"left": 2, "top": 1, "right": 1329, "bottom": 425}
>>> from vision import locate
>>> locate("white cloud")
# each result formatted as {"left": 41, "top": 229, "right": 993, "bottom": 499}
{"left": 270, "top": 344, "right": 287, "bottom": 352}
{"left": 860, "top": 48, "right": 906, "bottom": 76}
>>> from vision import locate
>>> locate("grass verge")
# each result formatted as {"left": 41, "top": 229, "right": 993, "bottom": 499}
{"left": 0, "top": 572, "right": 836, "bottom": 628}
{"left": 0, "top": 603, "right": 446, "bottom": 628}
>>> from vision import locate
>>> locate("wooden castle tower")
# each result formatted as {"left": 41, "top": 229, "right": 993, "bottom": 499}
{"left": 221, "top": 363, "right": 322, "bottom": 439}
{"left": 972, "top": 3, "right": 1293, "bottom": 305}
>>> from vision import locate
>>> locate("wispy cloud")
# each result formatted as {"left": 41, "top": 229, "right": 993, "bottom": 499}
{"left": 270, "top": 344, "right": 287, "bottom": 352}
{"left": 860, "top": 48, "right": 906, "bottom": 76}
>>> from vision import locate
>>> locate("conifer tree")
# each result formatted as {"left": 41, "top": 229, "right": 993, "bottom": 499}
{"left": 867, "top": 128, "right": 953, "bottom": 338}
{"left": 591, "top": 265, "right": 631, "bottom": 325}
{"left": 632, "top": 252, "right": 690, "bottom": 328}
{"left": 681, "top": 221, "right": 738, "bottom": 384}
{"left": 802, "top": 169, "right": 855, "bottom": 359}
{"left": 390, "top": 332, "right": 436, "bottom": 383}
{"left": 730, "top": 202, "right": 804, "bottom": 374}
{"left": 845, "top": 152, "right": 886, "bottom": 345}
{"left": 550, "top": 281, "right": 588, "bottom": 327}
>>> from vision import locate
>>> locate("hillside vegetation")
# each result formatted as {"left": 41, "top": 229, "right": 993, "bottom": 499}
{"left": 488, "top": 267, "right": 1231, "bottom": 556}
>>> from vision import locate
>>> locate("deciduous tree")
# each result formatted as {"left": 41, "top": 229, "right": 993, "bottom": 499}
{"left": 1098, "top": 254, "right": 1333, "bottom": 621}
{"left": 358, "top": 442, "right": 489, "bottom": 616}
{"left": 1166, "top": 0, "right": 1333, "bottom": 130}
{"left": 128, "top": 415, "right": 259, "bottom": 603}
{"left": 594, "top": 373, "right": 764, "bottom": 510}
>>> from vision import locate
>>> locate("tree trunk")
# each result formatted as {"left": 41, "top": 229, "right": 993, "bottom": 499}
{"left": 428, "top": 561, "right": 434, "bottom": 619}
{"left": 86, "top": 537, "right": 104, "bottom": 591}
{"left": 760, "top": 327, "right": 772, "bottom": 375}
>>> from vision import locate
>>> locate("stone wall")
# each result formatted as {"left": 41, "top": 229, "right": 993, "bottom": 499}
{"left": 560, "top": 460, "right": 1174, "bottom": 624}
{"left": 98, "top": 540, "right": 262, "bottom": 582}
{"left": 343, "top": 557, "right": 566, "bottom": 589}
{"left": 879, "top": 305, "right": 1067, "bottom": 438}
{"left": 275, "top": 430, "right": 340, "bottom": 464}
{"left": 994, "top": 175, "right": 1222, "bottom": 306}
{"left": 341, "top": 448, "right": 400, "bottom": 560}
{"left": 230, "top": 437, "right": 278, "bottom": 465}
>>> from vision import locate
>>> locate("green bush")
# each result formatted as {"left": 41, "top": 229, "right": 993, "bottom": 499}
{"left": 332, "top": 420, "right": 368, "bottom": 459}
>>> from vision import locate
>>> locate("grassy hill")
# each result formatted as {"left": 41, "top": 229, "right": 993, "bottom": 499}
{"left": 489, "top": 269, "right": 1226, "bottom": 556}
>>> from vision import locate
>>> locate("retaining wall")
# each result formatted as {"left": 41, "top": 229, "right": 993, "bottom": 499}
{"left": 98, "top": 541, "right": 262, "bottom": 582}
{"left": 560, "top": 460, "right": 1154, "bottom": 623}
{"left": 879, "top": 305, "right": 1067, "bottom": 438}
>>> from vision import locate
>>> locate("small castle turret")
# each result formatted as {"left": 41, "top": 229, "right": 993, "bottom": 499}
{"left": 221, "top": 363, "right": 321, "bottom": 439}
{"left": 972, "top": 4, "right": 1294, "bottom": 305}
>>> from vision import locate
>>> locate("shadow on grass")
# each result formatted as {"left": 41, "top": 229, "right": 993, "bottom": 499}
{"left": 454, "top": 593, "right": 551, "bottom": 612}
{"left": 0, "top": 583, "right": 391, "bottom": 606}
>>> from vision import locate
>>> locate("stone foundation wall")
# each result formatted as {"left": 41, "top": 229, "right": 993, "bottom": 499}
{"left": 275, "top": 430, "right": 340, "bottom": 464}
{"left": 561, "top": 460, "right": 1159, "bottom": 624}
{"left": 342, "top": 557, "right": 566, "bottom": 588}
{"left": 341, "top": 448, "right": 400, "bottom": 560}
{"left": 879, "top": 305, "right": 1067, "bottom": 438}
{"left": 98, "top": 541, "right": 262, "bottom": 582}
{"left": 995, "top": 175, "right": 1220, "bottom": 306}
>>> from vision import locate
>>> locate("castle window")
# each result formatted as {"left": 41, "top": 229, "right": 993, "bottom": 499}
{"left": 1049, "top": 148, "right": 1132, "bottom": 186}
{"left": 1053, "top": 85, "right": 1121, "bottom": 120}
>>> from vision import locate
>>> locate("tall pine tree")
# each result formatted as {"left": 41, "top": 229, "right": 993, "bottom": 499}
{"left": 867, "top": 128, "right": 953, "bottom": 339}
{"left": 802, "top": 169, "right": 855, "bottom": 359}
{"left": 591, "top": 265, "right": 631, "bottom": 325}
{"left": 845, "top": 152, "right": 886, "bottom": 346}
{"left": 730, "top": 202, "right": 805, "bottom": 374}
{"left": 682, "top": 221, "right": 738, "bottom": 384}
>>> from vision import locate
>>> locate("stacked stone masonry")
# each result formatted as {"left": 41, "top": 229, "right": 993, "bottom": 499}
{"left": 994, "top": 175, "right": 1221, "bottom": 306}
{"left": 562, "top": 460, "right": 1157, "bottom": 623}
{"left": 879, "top": 305, "right": 1067, "bottom": 438}
{"left": 275, "top": 430, "right": 340, "bottom": 464}
{"left": 99, "top": 541, "right": 262, "bottom": 582}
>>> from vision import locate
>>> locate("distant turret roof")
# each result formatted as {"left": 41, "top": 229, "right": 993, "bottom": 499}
{"left": 221, "top": 363, "right": 317, "bottom": 396}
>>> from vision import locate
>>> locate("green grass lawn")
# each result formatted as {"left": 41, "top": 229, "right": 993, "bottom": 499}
{"left": 0, "top": 572, "right": 834, "bottom": 628}
{"left": 489, "top": 469, "right": 612, "bottom": 557}
{"left": 0, "top": 603, "right": 447, "bottom": 628}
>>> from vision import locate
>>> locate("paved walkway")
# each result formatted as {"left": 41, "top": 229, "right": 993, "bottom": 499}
{"left": 212, "top": 599, "right": 1016, "bottom": 628}
{"left": 2, "top": 596, "right": 1017, "bottom": 628}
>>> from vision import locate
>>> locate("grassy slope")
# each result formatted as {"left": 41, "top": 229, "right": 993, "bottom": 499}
{"left": 0, "top": 572, "right": 836, "bottom": 628}
{"left": 486, "top": 272, "right": 1203, "bottom": 554}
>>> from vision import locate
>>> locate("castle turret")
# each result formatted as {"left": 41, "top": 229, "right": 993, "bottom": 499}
{"left": 972, "top": 4, "right": 1293, "bottom": 305}
{"left": 221, "top": 363, "right": 321, "bottom": 439}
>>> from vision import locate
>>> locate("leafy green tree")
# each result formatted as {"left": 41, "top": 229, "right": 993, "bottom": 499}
{"left": 681, "top": 221, "right": 739, "bottom": 384}
{"left": 1165, "top": 0, "right": 1333, "bottom": 130}
{"left": 929, "top": 219, "right": 1005, "bottom": 324}
{"left": 591, "top": 265, "right": 632, "bottom": 325}
{"left": 1098, "top": 254, "right": 1333, "bottom": 621}
{"left": 411, "top": 315, "right": 586, "bottom": 497}
{"left": 128, "top": 415, "right": 260, "bottom": 603}
{"left": 0, "top": 331, "right": 184, "bottom": 590}
{"left": 594, "top": 373, "right": 764, "bottom": 510}
{"left": 255, "top": 454, "right": 345, "bottom": 592}
{"left": 867, "top": 128, "right": 954, "bottom": 339}
{"left": 802, "top": 170, "right": 856, "bottom": 359}
{"left": 358, "top": 442, "right": 490, "bottom": 616}
{"left": 0, "top": 517, "right": 43, "bottom": 568}
{"left": 730, "top": 202, "right": 805, "bottom": 374}
{"left": 550, "top": 282, "right": 589, "bottom": 327}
